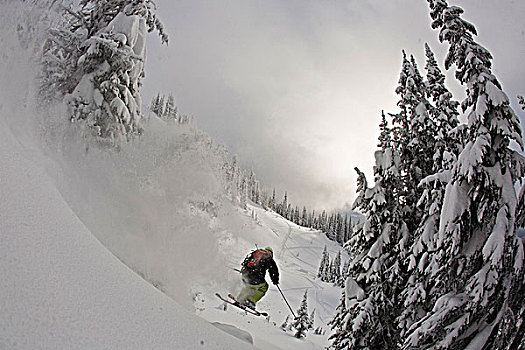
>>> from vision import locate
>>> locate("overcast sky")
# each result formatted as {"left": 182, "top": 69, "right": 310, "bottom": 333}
{"left": 142, "top": 0, "right": 525, "bottom": 211}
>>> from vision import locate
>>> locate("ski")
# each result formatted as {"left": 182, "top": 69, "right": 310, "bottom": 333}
{"left": 215, "top": 293, "right": 268, "bottom": 317}
{"left": 227, "top": 293, "right": 268, "bottom": 316}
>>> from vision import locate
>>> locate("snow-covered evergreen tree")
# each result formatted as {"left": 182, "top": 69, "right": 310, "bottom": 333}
{"left": 424, "top": 42, "right": 461, "bottom": 164}
{"left": 332, "top": 120, "right": 405, "bottom": 348}
{"left": 403, "top": 2, "right": 525, "bottom": 348}
{"left": 292, "top": 290, "right": 310, "bottom": 338}
{"left": 327, "top": 261, "right": 335, "bottom": 283}
{"left": 378, "top": 110, "right": 391, "bottom": 150}
{"left": 332, "top": 251, "right": 341, "bottom": 284}
{"left": 338, "top": 259, "right": 350, "bottom": 287}
{"left": 164, "top": 94, "right": 177, "bottom": 120}
{"left": 41, "top": 0, "right": 168, "bottom": 140}
{"left": 397, "top": 43, "right": 462, "bottom": 338}
{"left": 335, "top": 214, "right": 345, "bottom": 244}
{"left": 301, "top": 206, "right": 308, "bottom": 227}
{"left": 391, "top": 51, "right": 435, "bottom": 234}
{"left": 224, "top": 156, "right": 238, "bottom": 200}
{"left": 317, "top": 246, "right": 330, "bottom": 280}
{"left": 150, "top": 93, "right": 163, "bottom": 116}
{"left": 328, "top": 290, "right": 348, "bottom": 348}
{"left": 308, "top": 309, "right": 315, "bottom": 330}
{"left": 247, "top": 171, "right": 257, "bottom": 203}
{"left": 239, "top": 177, "right": 247, "bottom": 210}
{"left": 280, "top": 192, "right": 288, "bottom": 218}
{"left": 269, "top": 188, "right": 276, "bottom": 211}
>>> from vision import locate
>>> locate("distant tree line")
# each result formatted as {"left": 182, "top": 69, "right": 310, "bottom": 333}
{"left": 149, "top": 92, "right": 192, "bottom": 124}
{"left": 222, "top": 155, "right": 358, "bottom": 246}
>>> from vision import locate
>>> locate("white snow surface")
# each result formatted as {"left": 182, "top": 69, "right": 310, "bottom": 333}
{"left": 196, "top": 204, "right": 346, "bottom": 349}
{"left": 0, "top": 120, "right": 250, "bottom": 350}
{"left": 212, "top": 323, "right": 254, "bottom": 345}
{"left": 1, "top": 3, "right": 345, "bottom": 349}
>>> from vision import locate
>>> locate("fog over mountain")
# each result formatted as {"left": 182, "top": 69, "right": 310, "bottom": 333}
{"left": 143, "top": 0, "right": 525, "bottom": 210}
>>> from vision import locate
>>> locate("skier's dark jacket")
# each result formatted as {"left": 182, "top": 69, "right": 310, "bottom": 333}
{"left": 240, "top": 249, "right": 279, "bottom": 286}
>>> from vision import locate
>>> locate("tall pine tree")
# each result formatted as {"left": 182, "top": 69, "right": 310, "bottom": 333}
{"left": 397, "top": 43, "right": 462, "bottom": 338}
{"left": 41, "top": 0, "right": 168, "bottom": 140}
{"left": 403, "top": 2, "right": 525, "bottom": 348}
{"left": 330, "top": 112, "right": 405, "bottom": 349}
{"left": 293, "top": 290, "right": 310, "bottom": 338}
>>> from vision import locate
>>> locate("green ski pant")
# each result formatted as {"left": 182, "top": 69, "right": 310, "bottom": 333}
{"left": 237, "top": 281, "right": 268, "bottom": 305}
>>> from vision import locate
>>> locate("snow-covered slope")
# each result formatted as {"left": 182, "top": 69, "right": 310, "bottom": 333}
{"left": 196, "top": 202, "right": 346, "bottom": 349}
{"left": 0, "top": 3, "right": 346, "bottom": 349}
{"left": 0, "top": 120, "right": 251, "bottom": 349}
{"left": 0, "top": 111, "right": 344, "bottom": 348}
{"left": 0, "top": 3, "right": 249, "bottom": 348}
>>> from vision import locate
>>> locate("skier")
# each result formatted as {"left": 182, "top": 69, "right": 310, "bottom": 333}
{"left": 236, "top": 246, "right": 279, "bottom": 310}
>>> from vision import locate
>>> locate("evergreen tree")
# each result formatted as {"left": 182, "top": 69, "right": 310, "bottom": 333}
{"left": 225, "top": 156, "right": 238, "bottom": 200}
{"left": 41, "top": 0, "right": 168, "bottom": 140}
{"left": 281, "top": 192, "right": 288, "bottom": 218}
{"left": 239, "top": 177, "right": 247, "bottom": 210}
{"left": 424, "top": 42, "right": 461, "bottom": 163}
{"left": 339, "top": 260, "right": 350, "bottom": 288}
{"left": 397, "top": 43, "right": 462, "bottom": 338}
{"left": 308, "top": 309, "right": 315, "bottom": 330}
{"left": 335, "top": 214, "right": 345, "bottom": 244}
{"left": 301, "top": 206, "right": 308, "bottom": 227}
{"left": 403, "top": 2, "right": 525, "bottom": 348}
{"left": 317, "top": 246, "right": 329, "bottom": 279}
{"left": 157, "top": 94, "right": 165, "bottom": 117}
{"left": 248, "top": 171, "right": 257, "bottom": 203}
{"left": 150, "top": 93, "right": 163, "bottom": 116}
{"left": 391, "top": 51, "right": 435, "bottom": 234}
{"left": 378, "top": 110, "right": 391, "bottom": 149}
{"left": 164, "top": 94, "right": 177, "bottom": 120}
{"left": 308, "top": 210, "right": 315, "bottom": 228}
{"left": 292, "top": 290, "right": 310, "bottom": 338}
{"left": 270, "top": 188, "right": 276, "bottom": 211}
{"left": 254, "top": 183, "right": 260, "bottom": 204}
{"left": 321, "top": 210, "right": 328, "bottom": 232}
{"left": 327, "top": 261, "right": 334, "bottom": 283}
{"left": 332, "top": 251, "right": 342, "bottom": 284}
{"left": 331, "top": 112, "right": 406, "bottom": 348}
{"left": 328, "top": 290, "right": 348, "bottom": 347}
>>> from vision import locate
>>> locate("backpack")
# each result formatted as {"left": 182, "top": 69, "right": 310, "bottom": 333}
{"left": 242, "top": 249, "right": 269, "bottom": 269}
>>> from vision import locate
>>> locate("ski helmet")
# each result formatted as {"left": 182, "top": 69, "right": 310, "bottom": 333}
{"left": 265, "top": 246, "right": 273, "bottom": 254}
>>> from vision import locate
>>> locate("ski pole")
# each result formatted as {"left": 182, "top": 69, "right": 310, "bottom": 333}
{"left": 277, "top": 285, "right": 297, "bottom": 318}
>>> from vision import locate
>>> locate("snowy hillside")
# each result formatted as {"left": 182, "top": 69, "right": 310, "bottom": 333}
{"left": 0, "top": 120, "right": 251, "bottom": 350}
{"left": 1, "top": 2, "right": 346, "bottom": 349}
{"left": 195, "top": 202, "right": 347, "bottom": 349}
{"left": 0, "top": 110, "right": 343, "bottom": 348}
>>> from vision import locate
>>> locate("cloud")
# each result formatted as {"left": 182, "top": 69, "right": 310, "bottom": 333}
{"left": 143, "top": 0, "right": 525, "bottom": 210}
